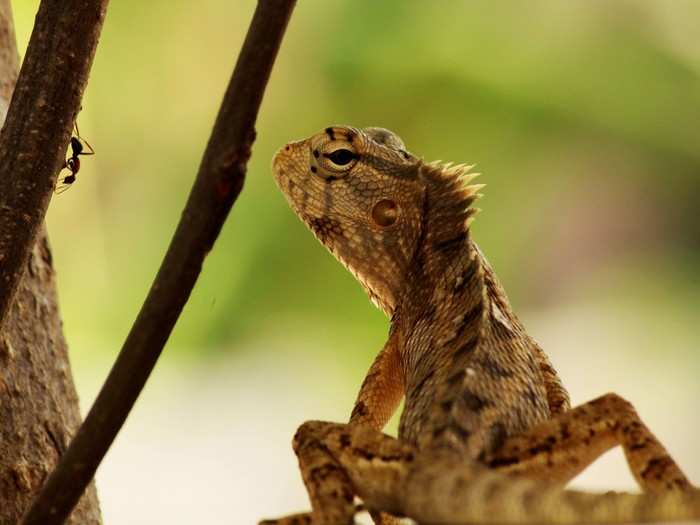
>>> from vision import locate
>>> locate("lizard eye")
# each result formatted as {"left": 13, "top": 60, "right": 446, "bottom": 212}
{"left": 310, "top": 135, "right": 358, "bottom": 180}
{"left": 325, "top": 149, "right": 356, "bottom": 166}
{"left": 371, "top": 199, "right": 398, "bottom": 227}
{"left": 317, "top": 143, "right": 358, "bottom": 176}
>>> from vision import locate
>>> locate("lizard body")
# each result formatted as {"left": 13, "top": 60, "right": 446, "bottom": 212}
{"left": 263, "top": 126, "right": 699, "bottom": 524}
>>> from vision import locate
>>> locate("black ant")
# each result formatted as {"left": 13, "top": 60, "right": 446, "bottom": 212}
{"left": 55, "top": 122, "right": 94, "bottom": 194}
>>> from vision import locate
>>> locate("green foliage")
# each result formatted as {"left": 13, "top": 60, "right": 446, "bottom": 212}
{"left": 13, "top": 1, "right": 699, "bottom": 362}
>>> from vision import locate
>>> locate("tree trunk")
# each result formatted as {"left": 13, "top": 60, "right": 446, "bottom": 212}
{"left": 0, "top": 3, "right": 102, "bottom": 523}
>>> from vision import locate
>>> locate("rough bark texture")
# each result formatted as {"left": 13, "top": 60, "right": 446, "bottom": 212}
{"left": 0, "top": 0, "right": 108, "bottom": 331}
{"left": 0, "top": 2, "right": 102, "bottom": 524}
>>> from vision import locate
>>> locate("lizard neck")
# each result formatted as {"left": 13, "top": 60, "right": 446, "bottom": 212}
{"left": 401, "top": 228, "right": 489, "bottom": 341}
{"left": 403, "top": 164, "right": 483, "bottom": 301}
{"left": 395, "top": 228, "right": 492, "bottom": 444}
{"left": 396, "top": 227, "right": 553, "bottom": 454}
{"left": 393, "top": 168, "right": 530, "bottom": 451}
{"left": 397, "top": 165, "right": 492, "bottom": 358}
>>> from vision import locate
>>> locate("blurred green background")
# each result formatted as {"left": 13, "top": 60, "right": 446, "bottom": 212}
{"left": 13, "top": 1, "right": 700, "bottom": 523}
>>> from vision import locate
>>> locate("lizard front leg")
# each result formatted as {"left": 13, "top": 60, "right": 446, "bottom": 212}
{"left": 260, "top": 335, "right": 406, "bottom": 525}
{"left": 258, "top": 421, "right": 358, "bottom": 525}
{"left": 349, "top": 331, "right": 406, "bottom": 525}
{"left": 484, "top": 392, "right": 695, "bottom": 493}
{"left": 349, "top": 327, "right": 404, "bottom": 430}
{"left": 261, "top": 421, "right": 414, "bottom": 525}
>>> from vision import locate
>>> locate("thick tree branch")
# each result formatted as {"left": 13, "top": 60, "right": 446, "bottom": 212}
{"left": 0, "top": 2, "right": 102, "bottom": 522}
{"left": 21, "top": 1, "right": 297, "bottom": 523}
{"left": 0, "top": 0, "right": 108, "bottom": 331}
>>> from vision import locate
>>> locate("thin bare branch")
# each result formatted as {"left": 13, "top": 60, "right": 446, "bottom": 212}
{"left": 21, "top": 1, "right": 297, "bottom": 523}
{"left": 0, "top": 0, "right": 109, "bottom": 331}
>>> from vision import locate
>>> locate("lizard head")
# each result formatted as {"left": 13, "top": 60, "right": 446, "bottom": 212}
{"left": 272, "top": 126, "right": 481, "bottom": 315}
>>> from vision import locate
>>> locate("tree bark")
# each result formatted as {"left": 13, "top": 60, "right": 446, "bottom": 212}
{"left": 0, "top": 2, "right": 101, "bottom": 524}
{"left": 0, "top": 0, "right": 108, "bottom": 331}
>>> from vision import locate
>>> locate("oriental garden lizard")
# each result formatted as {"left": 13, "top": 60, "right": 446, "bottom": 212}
{"left": 261, "top": 126, "right": 699, "bottom": 524}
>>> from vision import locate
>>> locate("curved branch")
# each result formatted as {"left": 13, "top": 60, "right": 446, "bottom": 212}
{"left": 21, "top": 1, "right": 297, "bottom": 523}
{"left": 0, "top": 0, "right": 109, "bottom": 331}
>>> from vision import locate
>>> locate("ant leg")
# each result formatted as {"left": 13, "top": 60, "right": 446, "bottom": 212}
{"left": 55, "top": 183, "right": 72, "bottom": 194}
{"left": 55, "top": 169, "right": 76, "bottom": 194}
{"left": 74, "top": 121, "right": 95, "bottom": 155}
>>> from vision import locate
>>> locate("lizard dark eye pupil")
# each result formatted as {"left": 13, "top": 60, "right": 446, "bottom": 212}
{"left": 326, "top": 149, "right": 356, "bottom": 166}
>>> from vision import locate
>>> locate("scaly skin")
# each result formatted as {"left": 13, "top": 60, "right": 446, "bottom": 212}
{"left": 262, "top": 126, "right": 699, "bottom": 524}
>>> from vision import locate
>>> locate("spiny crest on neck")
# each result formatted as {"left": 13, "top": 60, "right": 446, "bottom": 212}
{"left": 419, "top": 160, "right": 484, "bottom": 251}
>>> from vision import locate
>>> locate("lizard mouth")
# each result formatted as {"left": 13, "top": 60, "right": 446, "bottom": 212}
{"left": 271, "top": 141, "right": 322, "bottom": 222}
{"left": 271, "top": 139, "right": 310, "bottom": 184}
{"left": 271, "top": 145, "right": 291, "bottom": 178}
{"left": 271, "top": 145, "right": 296, "bottom": 193}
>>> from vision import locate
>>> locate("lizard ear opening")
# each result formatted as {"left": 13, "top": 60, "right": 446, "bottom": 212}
{"left": 371, "top": 199, "right": 399, "bottom": 227}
